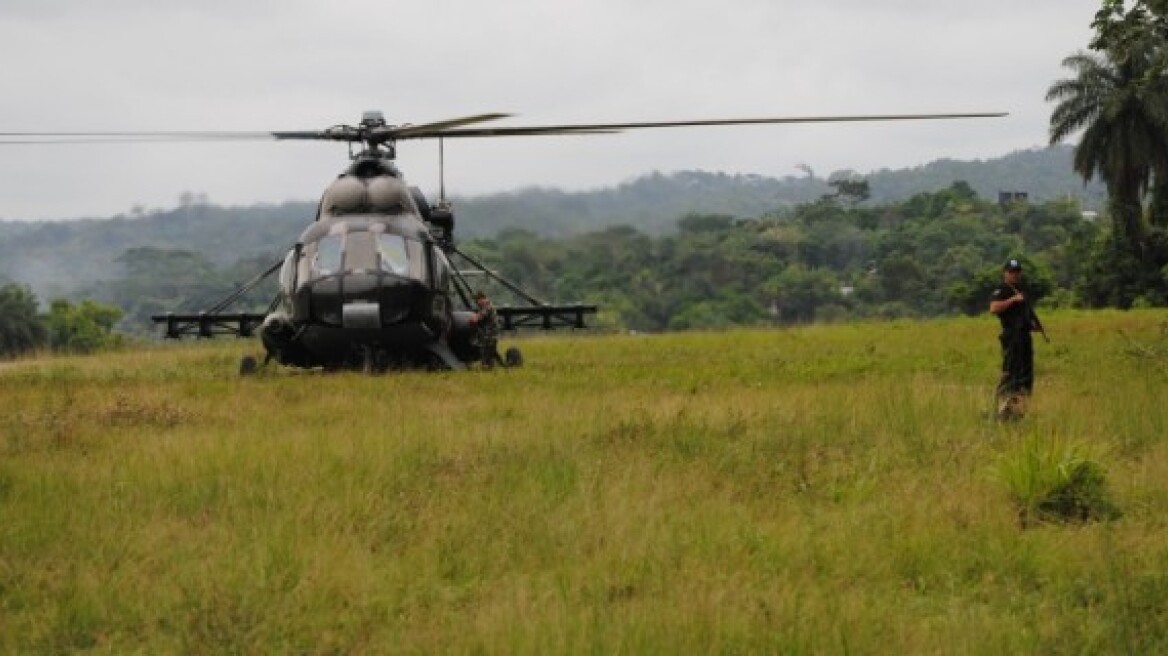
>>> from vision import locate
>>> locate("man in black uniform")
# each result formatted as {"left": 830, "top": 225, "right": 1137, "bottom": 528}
{"left": 989, "top": 258, "right": 1041, "bottom": 420}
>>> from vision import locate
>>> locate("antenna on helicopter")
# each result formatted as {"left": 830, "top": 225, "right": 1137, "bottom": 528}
{"left": 438, "top": 137, "right": 447, "bottom": 204}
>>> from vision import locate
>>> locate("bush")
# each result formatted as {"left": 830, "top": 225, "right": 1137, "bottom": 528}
{"left": 0, "top": 283, "right": 47, "bottom": 359}
{"left": 995, "top": 432, "right": 1122, "bottom": 527}
{"left": 45, "top": 299, "right": 124, "bottom": 355}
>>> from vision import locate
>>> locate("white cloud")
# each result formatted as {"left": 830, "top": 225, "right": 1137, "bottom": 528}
{"left": 0, "top": 0, "right": 1099, "bottom": 219}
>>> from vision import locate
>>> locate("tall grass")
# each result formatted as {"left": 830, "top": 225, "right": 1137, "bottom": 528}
{"left": 1, "top": 311, "right": 1167, "bottom": 653}
{"left": 995, "top": 431, "right": 1121, "bottom": 527}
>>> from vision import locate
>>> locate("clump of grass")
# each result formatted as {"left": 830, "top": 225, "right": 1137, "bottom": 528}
{"left": 1119, "top": 321, "right": 1168, "bottom": 375}
{"left": 995, "top": 432, "right": 1122, "bottom": 527}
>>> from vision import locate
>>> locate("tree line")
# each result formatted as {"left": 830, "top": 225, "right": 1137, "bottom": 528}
{"left": 0, "top": 283, "right": 123, "bottom": 359}
{"left": 0, "top": 176, "right": 1160, "bottom": 358}
{"left": 0, "top": 147, "right": 1100, "bottom": 304}
{"left": 460, "top": 181, "right": 1127, "bottom": 332}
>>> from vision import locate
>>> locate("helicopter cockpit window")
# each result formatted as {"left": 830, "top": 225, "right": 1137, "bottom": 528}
{"left": 279, "top": 250, "right": 296, "bottom": 294}
{"left": 406, "top": 239, "right": 428, "bottom": 282}
{"left": 313, "top": 235, "right": 343, "bottom": 276}
{"left": 344, "top": 231, "right": 378, "bottom": 271}
{"left": 433, "top": 247, "right": 453, "bottom": 293}
{"left": 377, "top": 234, "right": 410, "bottom": 276}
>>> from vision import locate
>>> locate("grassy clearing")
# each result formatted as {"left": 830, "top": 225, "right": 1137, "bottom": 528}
{"left": 1, "top": 311, "right": 1167, "bottom": 653}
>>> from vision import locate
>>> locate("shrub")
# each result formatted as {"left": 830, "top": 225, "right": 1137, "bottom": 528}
{"left": 0, "top": 283, "right": 47, "bottom": 358}
{"left": 995, "top": 432, "right": 1122, "bottom": 527}
{"left": 44, "top": 299, "right": 124, "bottom": 354}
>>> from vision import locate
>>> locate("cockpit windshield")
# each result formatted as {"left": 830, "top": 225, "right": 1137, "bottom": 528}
{"left": 304, "top": 228, "right": 429, "bottom": 283}
{"left": 378, "top": 234, "right": 410, "bottom": 276}
{"left": 314, "top": 235, "right": 343, "bottom": 276}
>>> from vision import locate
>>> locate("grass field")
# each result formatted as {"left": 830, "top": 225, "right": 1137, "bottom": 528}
{"left": 2, "top": 311, "right": 1167, "bottom": 654}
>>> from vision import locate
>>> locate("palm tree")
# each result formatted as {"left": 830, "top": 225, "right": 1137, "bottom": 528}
{"left": 1046, "top": 44, "right": 1168, "bottom": 255}
{"left": 0, "top": 283, "right": 46, "bottom": 359}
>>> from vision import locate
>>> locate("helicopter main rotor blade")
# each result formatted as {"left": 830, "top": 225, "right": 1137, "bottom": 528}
{"left": 0, "top": 112, "right": 1007, "bottom": 145}
{"left": 390, "top": 113, "right": 513, "bottom": 138}
{"left": 0, "top": 112, "right": 518, "bottom": 145}
{"left": 270, "top": 113, "right": 517, "bottom": 143}
{"left": 0, "top": 131, "right": 279, "bottom": 145}
{"left": 399, "top": 126, "right": 623, "bottom": 139}
{"left": 400, "top": 112, "right": 1008, "bottom": 139}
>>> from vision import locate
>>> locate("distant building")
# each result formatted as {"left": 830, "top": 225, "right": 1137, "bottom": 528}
{"left": 998, "top": 191, "right": 1029, "bottom": 206}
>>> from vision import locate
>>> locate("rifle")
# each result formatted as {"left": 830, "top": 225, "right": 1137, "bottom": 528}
{"left": 1030, "top": 308, "right": 1050, "bottom": 343}
{"left": 1007, "top": 283, "right": 1049, "bottom": 343}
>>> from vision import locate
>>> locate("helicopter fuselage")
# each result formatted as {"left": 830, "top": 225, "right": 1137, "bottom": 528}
{"left": 257, "top": 160, "right": 479, "bottom": 370}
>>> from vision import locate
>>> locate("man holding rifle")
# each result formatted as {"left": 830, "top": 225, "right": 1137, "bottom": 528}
{"left": 989, "top": 258, "right": 1047, "bottom": 421}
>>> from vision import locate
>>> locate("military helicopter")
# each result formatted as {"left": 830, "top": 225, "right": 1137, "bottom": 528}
{"left": 2, "top": 109, "right": 1005, "bottom": 372}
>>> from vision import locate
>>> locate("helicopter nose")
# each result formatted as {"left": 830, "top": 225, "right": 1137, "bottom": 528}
{"left": 310, "top": 271, "right": 420, "bottom": 327}
{"left": 339, "top": 271, "right": 381, "bottom": 299}
{"left": 342, "top": 300, "right": 382, "bottom": 330}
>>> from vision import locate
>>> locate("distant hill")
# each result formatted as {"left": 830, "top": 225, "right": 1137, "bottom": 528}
{"left": 453, "top": 145, "right": 1105, "bottom": 237}
{"left": 862, "top": 146, "right": 1106, "bottom": 209}
{"left": 0, "top": 144, "right": 1106, "bottom": 299}
{"left": 0, "top": 202, "right": 312, "bottom": 299}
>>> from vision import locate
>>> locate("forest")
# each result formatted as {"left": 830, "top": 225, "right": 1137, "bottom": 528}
{"left": 0, "top": 176, "right": 1136, "bottom": 353}
{"left": 458, "top": 180, "right": 1123, "bottom": 331}
{"left": 0, "top": 144, "right": 1101, "bottom": 300}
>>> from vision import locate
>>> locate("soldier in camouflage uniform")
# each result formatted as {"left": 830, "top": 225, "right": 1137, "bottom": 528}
{"left": 469, "top": 291, "right": 503, "bottom": 368}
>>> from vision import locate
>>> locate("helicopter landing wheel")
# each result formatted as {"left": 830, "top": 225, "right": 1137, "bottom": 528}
{"left": 239, "top": 355, "right": 259, "bottom": 376}
{"left": 358, "top": 346, "right": 388, "bottom": 375}
{"left": 504, "top": 347, "right": 524, "bottom": 368}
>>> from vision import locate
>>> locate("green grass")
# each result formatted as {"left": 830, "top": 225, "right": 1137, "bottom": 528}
{"left": 995, "top": 431, "right": 1122, "bottom": 527}
{"left": 2, "top": 311, "right": 1167, "bottom": 653}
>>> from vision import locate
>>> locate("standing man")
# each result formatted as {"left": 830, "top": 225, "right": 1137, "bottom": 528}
{"left": 468, "top": 291, "right": 503, "bottom": 368}
{"left": 989, "top": 258, "right": 1041, "bottom": 420}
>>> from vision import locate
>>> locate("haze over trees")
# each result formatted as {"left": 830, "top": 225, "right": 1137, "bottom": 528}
{"left": 0, "top": 145, "right": 1100, "bottom": 298}
{"left": 11, "top": 181, "right": 1090, "bottom": 336}
{"left": 0, "top": 142, "right": 1147, "bottom": 347}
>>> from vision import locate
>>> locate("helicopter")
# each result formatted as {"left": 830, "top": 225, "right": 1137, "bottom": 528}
{"left": 1, "top": 109, "right": 1006, "bottom": 372}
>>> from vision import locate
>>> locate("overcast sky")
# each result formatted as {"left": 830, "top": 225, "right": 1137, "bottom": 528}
{"left": 0, "top": 0, "right": 1101, "bottom": 221}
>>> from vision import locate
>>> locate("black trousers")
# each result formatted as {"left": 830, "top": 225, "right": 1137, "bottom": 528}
{"left": 997, "top": 330, "right": 1034, "bottom": 397}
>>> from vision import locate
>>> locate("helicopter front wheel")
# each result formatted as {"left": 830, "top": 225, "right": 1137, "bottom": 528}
{"left": 239, "top": 355, "right": 259, "bottom": 376}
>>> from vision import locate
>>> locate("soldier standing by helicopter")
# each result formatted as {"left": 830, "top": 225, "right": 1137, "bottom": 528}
{"left": 989, "top": 258, "right": 1047, "bottom": 420}
{"left": 469, "top": 291, "right": 504, "bottom": 368}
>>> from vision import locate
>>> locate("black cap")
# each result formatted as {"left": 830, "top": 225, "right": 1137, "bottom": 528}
{"left": 1003, "top": 258, "right": 1022, "bottom": 271}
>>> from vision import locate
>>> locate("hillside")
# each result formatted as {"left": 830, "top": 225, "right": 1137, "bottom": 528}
{"left": 0, "top": 145, "right": 1105, "bottom": 300}
{"left": 457, "top": 145, "right": 1105, "bottom": 237}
